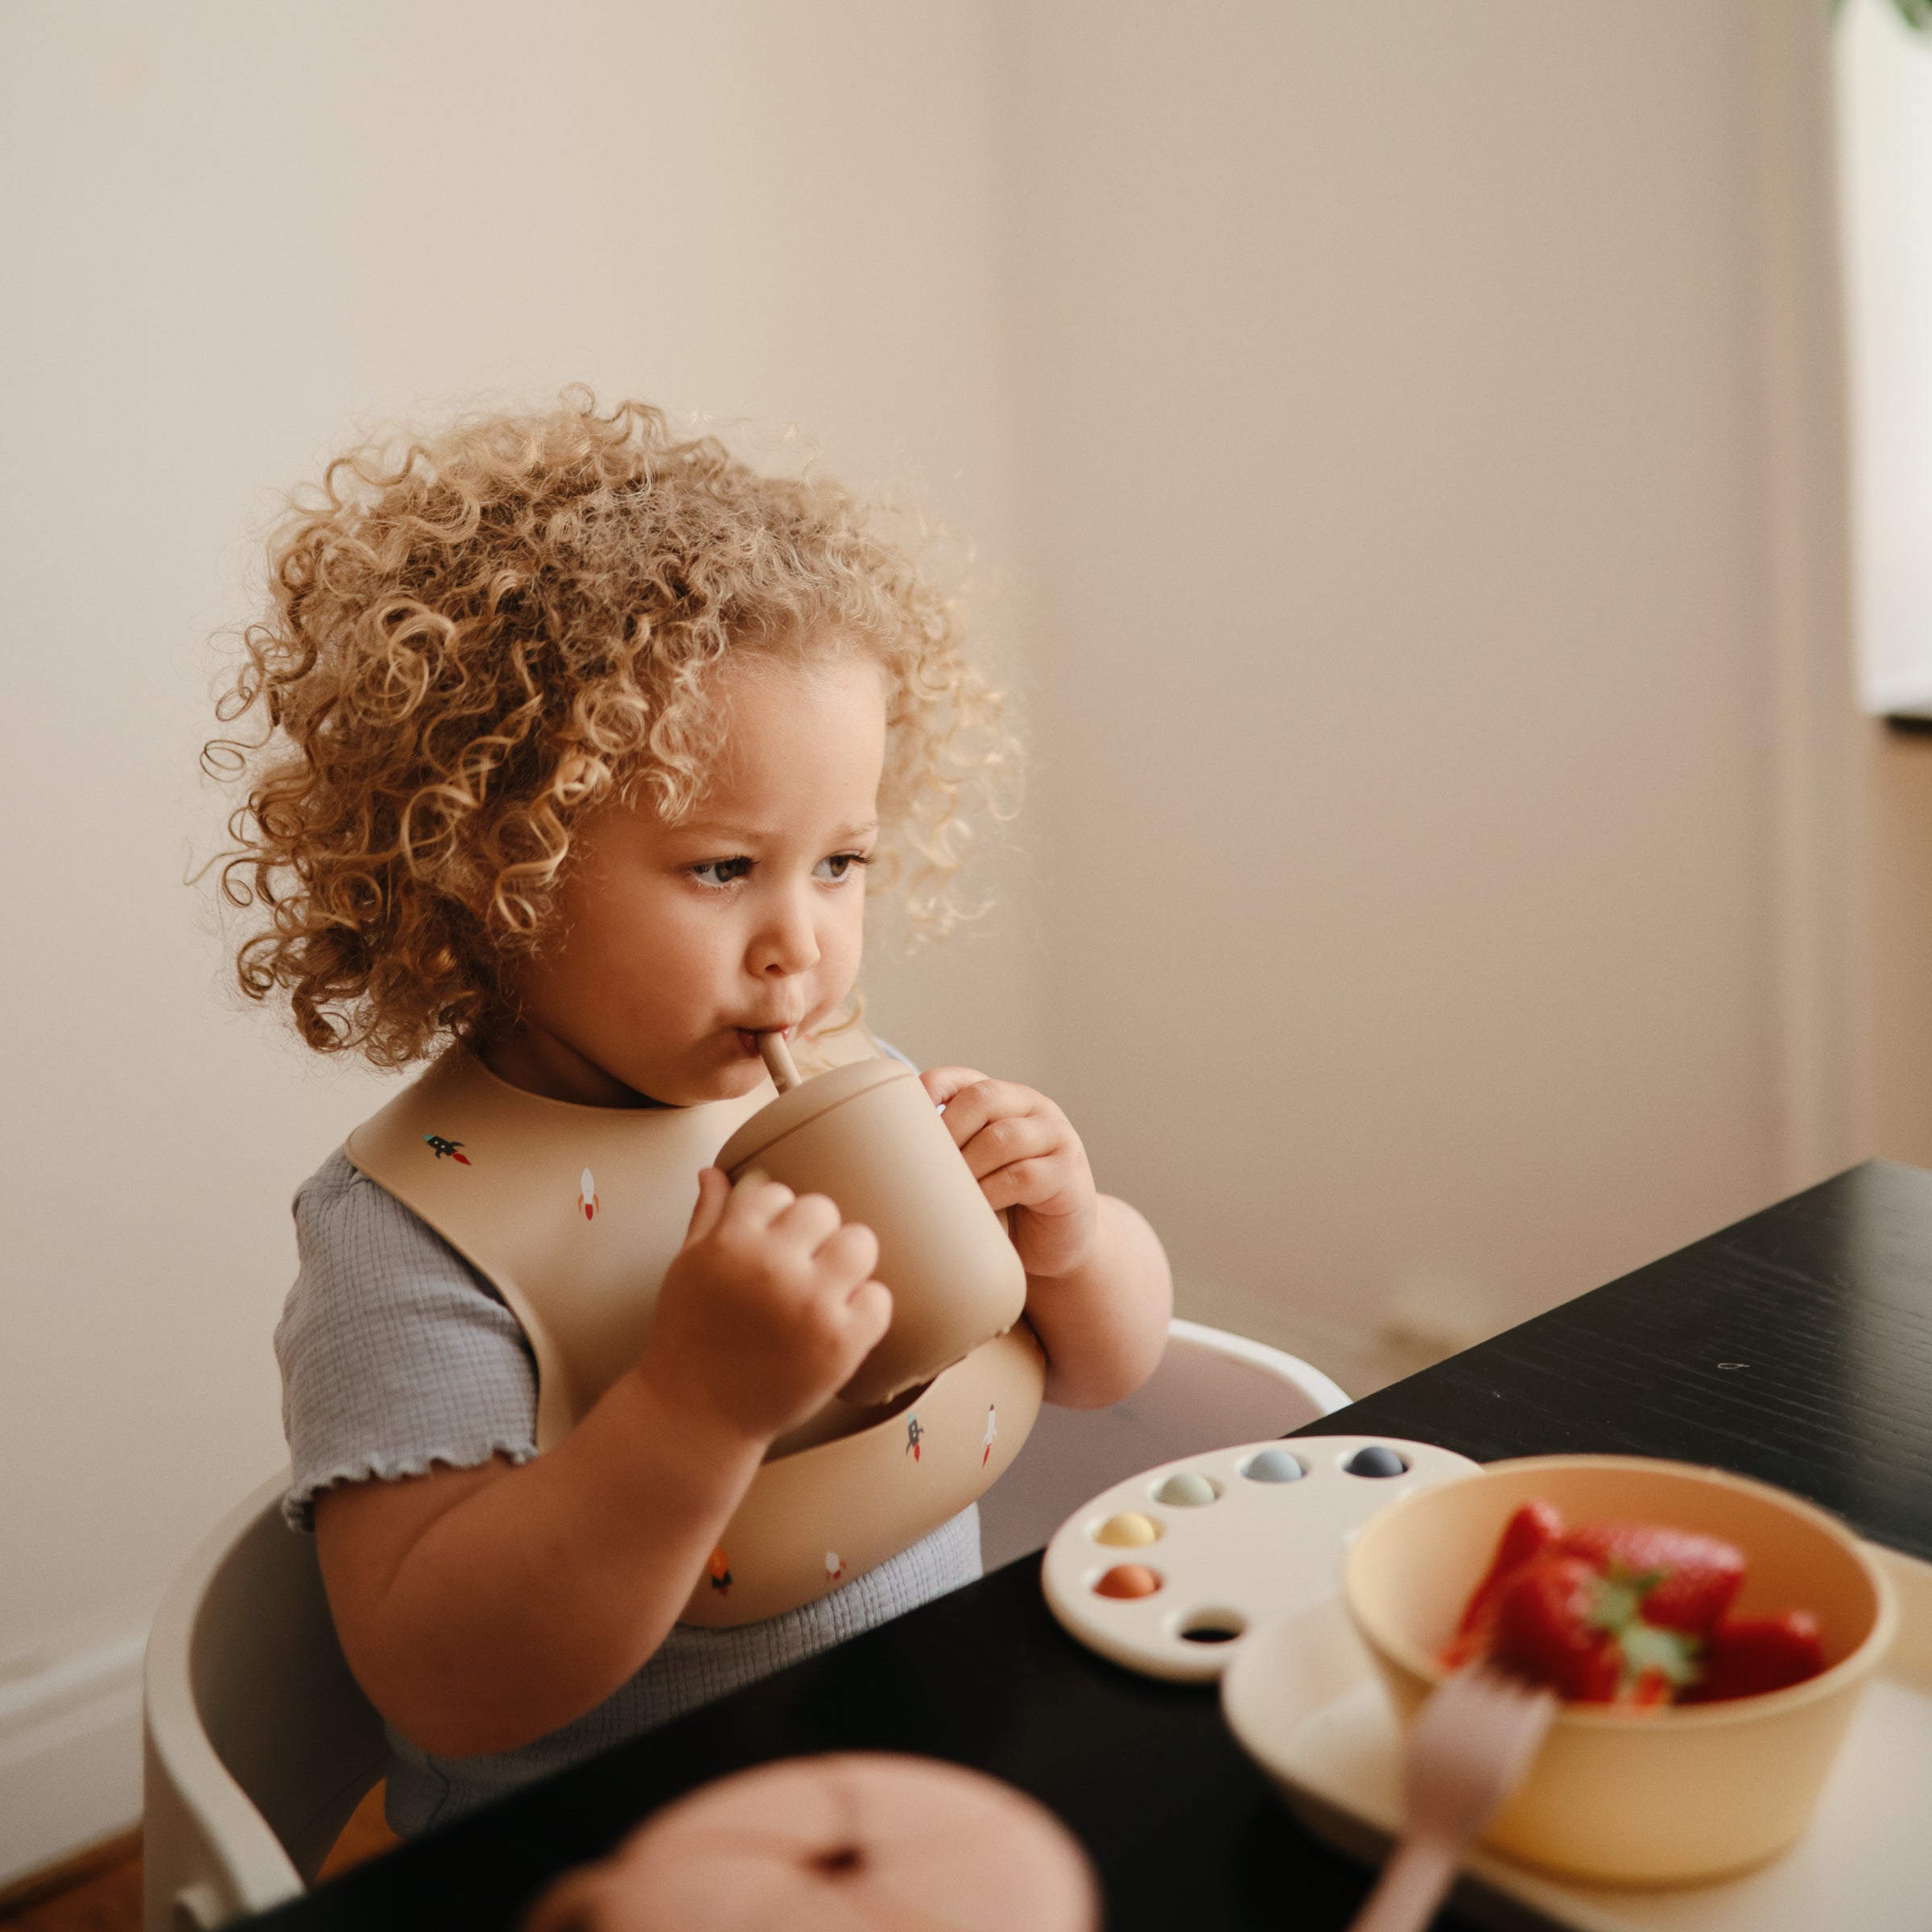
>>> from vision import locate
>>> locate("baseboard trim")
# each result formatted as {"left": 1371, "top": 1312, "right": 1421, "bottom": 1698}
{"left": 0, "top": 1631, "right": 147, "bottom": 1891}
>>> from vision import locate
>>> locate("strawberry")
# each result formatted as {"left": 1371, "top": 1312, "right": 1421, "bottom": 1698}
{"left": 1681, "top": 1611, "right": 1826, "bottom": 1704}
{"left": 1444, "top": 1501, "right": 1823, "bottom": 1707}
{"left": 1476, "top": 1501, "right": 1567, "bottom": 1604}
{"left": 1486, "top": 1552, "right": 1703, "bottom": 1704}
{"left": 1486, "top": 1554, "right": 1625, "bottom": 1701}
{"left": 1554, "top": 1521, "right": 1744, "bottom": 1637}
{"left": 1442, "top": 1500, "right": 1565, "bottom": 1668}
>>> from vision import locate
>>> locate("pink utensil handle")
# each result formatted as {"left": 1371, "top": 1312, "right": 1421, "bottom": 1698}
{"left": 1347, "top": 1833, "right": 1459, "bottom": 1932}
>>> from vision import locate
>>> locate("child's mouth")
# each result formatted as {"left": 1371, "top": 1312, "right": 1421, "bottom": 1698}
{"left": 736, "top": 1025, "right": 793, "bottom": 1057}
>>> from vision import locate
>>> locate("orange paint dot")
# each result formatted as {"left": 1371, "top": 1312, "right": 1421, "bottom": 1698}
{"left": 1093, "top": 1563, "right": 1163, "bottom": 1600}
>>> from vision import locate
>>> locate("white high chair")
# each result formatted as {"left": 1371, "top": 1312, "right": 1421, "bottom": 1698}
{"left": 975, "top": 1317, "right": 1348, "bottom": 1571}
{"left": 142, "top": 1472, "right": 386, "bottom": 1931}
{"left": 140, "top": 1319, "right": 1347, "bottom": 1929}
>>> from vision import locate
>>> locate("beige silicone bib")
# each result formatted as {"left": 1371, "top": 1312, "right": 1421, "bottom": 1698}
{"left": 345, "top": 1038, "right": 1043, "bottom": 1626}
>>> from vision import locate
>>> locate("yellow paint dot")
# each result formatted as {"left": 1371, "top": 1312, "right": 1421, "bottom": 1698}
{"left": 1093, "top": 1512, "right": 1162, "bottom": 1548}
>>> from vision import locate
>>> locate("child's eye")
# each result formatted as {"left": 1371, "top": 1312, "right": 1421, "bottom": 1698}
{"left": 689, "top": 857, "right": 753, "bottom": 889}
{"left": 815, "top": 852, "right": 873, "bottom": 884}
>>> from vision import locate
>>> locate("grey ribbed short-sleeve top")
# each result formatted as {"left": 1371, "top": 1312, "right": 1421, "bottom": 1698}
{"left": 275, "top": 1148, "right": 981, "bottom": 1835}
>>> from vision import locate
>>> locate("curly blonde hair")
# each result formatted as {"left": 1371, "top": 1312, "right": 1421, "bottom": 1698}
{"left": 206, "top": 390, "right": 1012, "bottom": 1067}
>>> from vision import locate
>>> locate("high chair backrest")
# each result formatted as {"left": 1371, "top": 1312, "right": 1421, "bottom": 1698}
{"left": 976, "top": 1317, "right": 1350, "bottom": 1573}
{"left": 142, "top": 1472, "right": 385, "bottom": 1932}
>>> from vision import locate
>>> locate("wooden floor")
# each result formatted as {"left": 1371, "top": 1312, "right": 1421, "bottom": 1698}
{"left": 0, "top": 1787, "right": 398, "bottom": 1930}
{"left": 0, "top": 1836, "right": 140, "bottom": 1932}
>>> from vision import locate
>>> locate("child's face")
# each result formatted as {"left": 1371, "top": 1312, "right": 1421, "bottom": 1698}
{"left": 494, "top": 652, "right": 886, "bottom": 1108}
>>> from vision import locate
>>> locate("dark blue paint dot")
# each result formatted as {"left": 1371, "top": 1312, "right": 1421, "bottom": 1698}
{"left": 1344, "top": 1445, "right": 1409, "bottom": 1478}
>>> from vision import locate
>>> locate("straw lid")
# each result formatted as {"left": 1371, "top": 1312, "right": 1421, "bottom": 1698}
{"left": 716, "top": 1059, "right": 915, "bottom": 1174}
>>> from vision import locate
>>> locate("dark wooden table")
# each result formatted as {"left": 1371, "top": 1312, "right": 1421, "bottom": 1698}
{"left": 253, "top": 1159, "right": 1932, "bottom": 1930}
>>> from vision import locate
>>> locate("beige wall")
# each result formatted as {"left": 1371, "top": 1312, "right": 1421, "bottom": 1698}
{"left": 997, "top": 0, "right": 1863, "bottom": 1390}
{"left": 0, "top": 0, "right": 1034, "bottom": 1818}
{"left": 0, "top": 0, "right": 1888, "bottom": 1877}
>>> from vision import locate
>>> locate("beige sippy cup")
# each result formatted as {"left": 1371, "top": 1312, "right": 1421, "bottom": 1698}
{"left": 715, "top": 1036, "right": 1028, "bottom": 1408}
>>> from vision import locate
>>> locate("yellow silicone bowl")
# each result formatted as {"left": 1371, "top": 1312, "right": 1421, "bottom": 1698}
{"left": 1343, "top": 1455, "right": 1897, "bottom": 1885}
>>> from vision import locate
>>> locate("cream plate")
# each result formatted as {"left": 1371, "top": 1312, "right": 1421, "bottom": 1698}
{"left": 1220, "top": 1544, "right": 1932, "bottom": 1930}
{"left": 1041, "top": 1435, "right": 1480, "bottom": 1682}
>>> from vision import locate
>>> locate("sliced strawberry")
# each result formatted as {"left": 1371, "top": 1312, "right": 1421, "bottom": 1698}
{"left": 1487, "top": 1552, "right": 1703, "bottom": 1703}
{"left": 1555, "top": 1521, "right": 1744, "bottom": 1636}
{"left": 1626, "top": 1670, "right": 1674, "bottom": 1708}
{"left": 1486, "top": 1554, "right": 1625, "bottom": 1702}
{"left": 1491, "top": 1499, "right": 1567, "bottom": 1578}
{"left": 1682, "top": 1611, "right": 1826, "bottom": 1704}
{"left": 1443, "top": 1500, "right": 1566, "bottom": 1668}
{"left": 1606, "top": 1595, "right": 1703, "bottom": 1700}
{"left": 1445, "top": 1506, "right": 1819, "bottom": 1707}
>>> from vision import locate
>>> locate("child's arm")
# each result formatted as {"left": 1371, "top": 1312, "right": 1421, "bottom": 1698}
{"left": 312, "top": 1171, "right": 890, "bottom": 1759}
{"left": 920, "top": 1068, "right": 1172, "bottom": 1410}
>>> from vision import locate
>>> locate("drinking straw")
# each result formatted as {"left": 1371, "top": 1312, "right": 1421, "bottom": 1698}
{"left": 758, "top": 1030, "right": 801, "bottom": 1093}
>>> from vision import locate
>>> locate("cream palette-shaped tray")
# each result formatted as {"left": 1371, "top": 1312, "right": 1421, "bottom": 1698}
{"left": 1220, "top": 1543, "right": 1932, "bottom": 1932}
{"left": 1040, "top": 1435, "right": 1480, "bottom": 1683}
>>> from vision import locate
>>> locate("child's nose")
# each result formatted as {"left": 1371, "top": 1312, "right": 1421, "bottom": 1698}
{"left": 751, "top": 890, "right": 821, "bottom": 977}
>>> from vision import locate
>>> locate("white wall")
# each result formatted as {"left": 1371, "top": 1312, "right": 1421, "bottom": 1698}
{"left": 1840, "top": 0, "right": 1932, "bottom": 1166}
{"left": 0, "top": 1, "right": 1034, "bottom": 1879}
{"left": 998, "top": 0, "right": 1860, "bottom": 1389}
{"left": 0, "top": 0, "right": 1865, "bottom": 1882}
{"left": 1839, "top": 0, "right": 1932, "bottom": 716}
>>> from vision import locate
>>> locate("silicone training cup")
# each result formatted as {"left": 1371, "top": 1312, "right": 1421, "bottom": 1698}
{"left": 716, "top": 1059, "right": 1028, "bottom": 1408}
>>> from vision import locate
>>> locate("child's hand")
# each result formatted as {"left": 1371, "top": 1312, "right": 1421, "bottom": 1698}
{"left": 642, "top": 1170, "right": 892, "bottom": 1443}
{"left": 919, "top": 1067, "right": 1100, "bottom": 1281}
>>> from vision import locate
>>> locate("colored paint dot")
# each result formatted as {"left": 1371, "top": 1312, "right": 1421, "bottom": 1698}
{"left": 1154, "top": 1472, "right": 1219, "bottom": 1507}
{"left": 1242, "top": 1449, "right": 1306, "bottom": 1484}
{"left": 1093, "top": 1564, "right": 1163, "bottom": 1600}
{"left": 1093, "top": 1512, "right": 1162, "bottom": 1548}
{"left": 1344, "top": 1445, "right": 1409, "bottom": 1478}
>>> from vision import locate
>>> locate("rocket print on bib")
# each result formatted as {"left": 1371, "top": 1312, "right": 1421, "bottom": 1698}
{"left": 905, "top": 1414, "right": 923, "bottom": 1463}
{"left": 577, "top": 1167, "right": 599, "bottom": 1220}
{"left": 423, "top": 1135, "right": 469, "bottom": 1164}
{"left": 983, "top": 1403, "right": 997, "bottom": 1467}
{"left": 824, "top": 1550, "right": 844, "bottom": 1584}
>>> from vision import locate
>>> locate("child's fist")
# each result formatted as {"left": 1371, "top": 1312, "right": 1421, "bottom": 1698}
{"left": 644, "top": 1169, "right": 892, "bottom": 1443}
{"left": 919, "top": 1067, "right": 1099, "bottom": 1282}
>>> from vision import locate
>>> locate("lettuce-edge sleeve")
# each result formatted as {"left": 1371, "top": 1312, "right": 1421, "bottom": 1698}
{"left": 275, "top": 1149, "right": 539, "bottom": 1531}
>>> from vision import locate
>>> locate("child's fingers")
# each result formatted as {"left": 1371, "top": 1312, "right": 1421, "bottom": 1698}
{"left": 769, "top": 1190, "right": 844, "bottom": 1257}
{"left": 840, "top": 1277, "right": 894, "bottom": 1352}
{"left": 924, "top": 1075, "right": 1037, "bottom": 1150}
{"left": 720, "top": 1169, "right": 796, "bottom": 1232}
{"left": 955, "top": 1110, "right": 1061, "bottom": 1183}
{"left": 681, "top": 1166, "right": 732, "bottom": 1246}
{"left": 919, "top": 1064, "right": 989, "bottom": 1112}
{"left": 814, "top": 1217, "right": 880, "bottom": 1285}
{"left": 976, "top": 1155, "right": 1068, "bottom": 1215}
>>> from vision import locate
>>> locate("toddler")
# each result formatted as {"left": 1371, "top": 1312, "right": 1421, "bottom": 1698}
{"left": 210, "top": 394, "right": 1172, "bottom": 1833}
